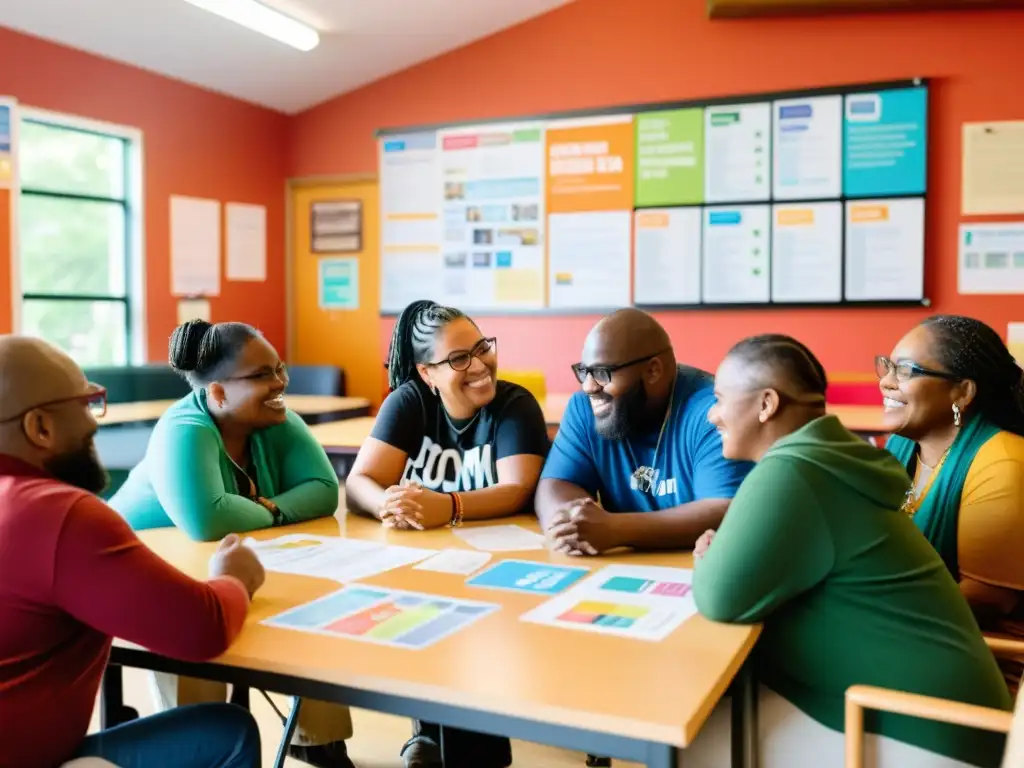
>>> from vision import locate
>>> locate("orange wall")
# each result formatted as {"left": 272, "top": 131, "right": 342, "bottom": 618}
{"left": 288, "top": 0, "right": 1024, "bottom": 393}
{"left": 0, "top": 28, "right": 290, "bottom": 358}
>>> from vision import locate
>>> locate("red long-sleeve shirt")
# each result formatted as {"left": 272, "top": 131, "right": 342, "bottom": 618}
{"left": 0, "top": 455, "right": 250, "bottom": 768}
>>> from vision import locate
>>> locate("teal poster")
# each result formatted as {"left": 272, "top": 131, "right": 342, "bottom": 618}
{"left": 843, "top": 87, "right": 927, "bottom": 197}
{"left": 318, "top": 257, "right": 359, "bottom": 310}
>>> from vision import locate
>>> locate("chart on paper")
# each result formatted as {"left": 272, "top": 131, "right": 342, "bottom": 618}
{"left": 520, "top": 564, "right": 698, "bottom": 641}
{"left": 265, "top": 585, "right": 499, "bottom": 650}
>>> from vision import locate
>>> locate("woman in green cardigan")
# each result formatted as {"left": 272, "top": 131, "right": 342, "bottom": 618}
{"left": 688, "top": 334, "right": 1010, "bottom": 768}
{"left": 110, "top": 319, "right": 355, "bottom": 768}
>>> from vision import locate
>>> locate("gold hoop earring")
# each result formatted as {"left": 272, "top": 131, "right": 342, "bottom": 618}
{"left": 953, "top": 403, "right": 962, "bottom": 428}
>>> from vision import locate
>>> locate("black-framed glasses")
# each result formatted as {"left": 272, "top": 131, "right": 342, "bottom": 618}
{"left": 0, "top": 383, "right": 107, "bottom": 423}
{"left": 875, "top": 356, "right": 961, "bottom": 383}
{"left": 426, "top": 337, "right": 497, "bottom": 372}
{"left": 229, "top": 363, "right": 289, "bottom": 384}
{"left": 571, "top": 348, "right": 671, "bottom": 387}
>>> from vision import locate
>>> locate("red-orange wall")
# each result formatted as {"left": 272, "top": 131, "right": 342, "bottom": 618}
{"left": 289, "top": 0, "right": 1024, "bottom": 392}
{"left": 0, "top": 28, "right": 290, "bottom": 358}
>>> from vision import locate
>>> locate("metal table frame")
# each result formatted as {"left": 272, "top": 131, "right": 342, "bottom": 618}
{"left": 103, "top": 647, "right": 757, "bottom": 768}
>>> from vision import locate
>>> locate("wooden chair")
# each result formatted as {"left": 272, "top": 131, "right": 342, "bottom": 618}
{"left": 845, "top": 637, "right": 1024, "bottom": 767}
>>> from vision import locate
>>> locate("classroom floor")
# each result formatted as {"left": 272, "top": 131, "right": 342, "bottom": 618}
{"left": 88, "top": 667, "right": 643, "bottom": 768}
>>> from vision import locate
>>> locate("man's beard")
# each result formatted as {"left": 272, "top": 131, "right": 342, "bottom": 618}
{"left": 593, "top": 381, "right": 649, "bottom": 441}
{"left": 45, "top": 439, "right": 109, "bottom": 495}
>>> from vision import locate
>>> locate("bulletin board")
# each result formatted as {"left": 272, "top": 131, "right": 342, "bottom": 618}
{"left": 377, "top": 79, "right": 929, "bottom": 314}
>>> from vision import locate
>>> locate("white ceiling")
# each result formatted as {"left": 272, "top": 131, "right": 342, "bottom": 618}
{"left": 0, "top": 0, "right": 574, "bottom": 114}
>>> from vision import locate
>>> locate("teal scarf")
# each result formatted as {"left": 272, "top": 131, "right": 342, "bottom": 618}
{"left": 886, "top": 415, "right": 1000, "bottom": 578}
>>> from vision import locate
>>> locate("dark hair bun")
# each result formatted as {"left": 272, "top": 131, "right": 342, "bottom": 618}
{"left": 169, "top": 319, "right": 214, "bottom": 372}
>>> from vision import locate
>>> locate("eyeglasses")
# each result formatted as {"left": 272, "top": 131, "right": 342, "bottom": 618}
{"left": 875, "top": 356, "right": 962, "bottom": 383}
{"left": 426, "top": 337, "right": 497, "bottom": 372}
{"left": 0, "top": 384, "right": 107, "bottom": 423}
{"left": 571, "top": 349, "right": 671, "bottom": 387}
{"left": 229, "top": 363, "right": 289, "bottom": 384}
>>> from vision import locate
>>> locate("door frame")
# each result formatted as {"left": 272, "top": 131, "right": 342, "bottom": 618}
{"left": 284, "top": 174, "right": 377, "bottom": 359}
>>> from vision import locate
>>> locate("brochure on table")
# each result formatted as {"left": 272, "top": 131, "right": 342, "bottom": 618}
{"left": 379, "top": 81, "right": 928, "bottom": 311}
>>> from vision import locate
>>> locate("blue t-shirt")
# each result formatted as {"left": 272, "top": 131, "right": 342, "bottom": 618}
{"left": 541, "top": 366, "right": 753, "bottom": 512}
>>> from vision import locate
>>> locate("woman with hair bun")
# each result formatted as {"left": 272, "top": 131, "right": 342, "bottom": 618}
{"left": 345, "top": 299, "right": 550, "bottom": 768}
{"left": 881, "top": 315, "right": 1024, "bottom": 694}
{"left": 110, "top": 319, "right": 356, "bottom": 768}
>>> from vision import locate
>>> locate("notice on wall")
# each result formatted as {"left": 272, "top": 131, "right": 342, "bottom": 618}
{"left": 772, "top": 96, "right": 842, "bottom": 200}
{"left": 225, "top": 203, "right": 266, "bottom": 281}
{"left": 548, "top": 211, "right": 631, "bottom": 308}
{"left": 170, "top": 195, "right": 221, "bottom": 297}
{"left": 962, "top": 122, "right": 1024, "bottom": 215}
{"left": 843, "top": 88, "right": 927, "bottom": 198}
{"left": 546, "top": 115, "right": 635, "bottom": 213}
{"left": 844, "top": 198, "right": 925, "bottom": 301}
{"left": 380, "top": 131, "right": 442, "bottom": 312}
{"left": 318, "top": 257, "right": 359, "bottom": 310}
{"left": 176, "top": 298, "right": 211, "bottom": 325}
{"left": 704, "top": 103, "right": 771, "bottom": 204}
{"left": 633, "top": 208, "right": 702, "bottom": 305}
{"left": 958, "top": 222, "right": 1024, "bottom": 295}
{"left": 702, "top": 206, "right": 770, "bottom": 303}
{"left": 0, "top": 102, "right": 11, "bottom": 189}
{"left": 438, "top": 122, "right": 546, "bottom": 309}
{"left": 771, "top": 202, "right": 842, "bottom": 303}
{"left": 635, "top": 108, "right": 704, "bottom": 207}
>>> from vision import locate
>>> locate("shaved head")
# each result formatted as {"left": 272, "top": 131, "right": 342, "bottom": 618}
{"left": 0, "top": 336, "right": 107, "bottom": 493}
{"left": 584, "top": 308, "right": 674, "bottom": 365}
{"left": 0, "top": 336, "right": 88, "bottom": 422}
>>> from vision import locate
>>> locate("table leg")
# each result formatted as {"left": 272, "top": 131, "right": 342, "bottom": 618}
{"left": 645, "top": 743, "right": 677, "bottom": 768}
{"left": 99, "top": 665, "right": 138, "bottom": 729}
{"left": 230, "top": 684, "right": 251, "bottom": 710}
{"left": 730, "top": 662, "right": 758, "bottom": 768}
{"left": 273, "top": 696, "right": 303, "bottom": 768}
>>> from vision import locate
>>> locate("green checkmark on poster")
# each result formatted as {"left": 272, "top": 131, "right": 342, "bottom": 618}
{"left": 635, "top": 108, "right": 704, "bottom": 207}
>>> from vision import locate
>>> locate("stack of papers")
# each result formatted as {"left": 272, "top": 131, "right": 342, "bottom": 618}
{"left": 244, "top": 534, "right": 435, "bottom": 583}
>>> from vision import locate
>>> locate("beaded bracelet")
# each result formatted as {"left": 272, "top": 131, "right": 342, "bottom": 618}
{"left": 448, "top": 491, "right": 465, "bottom": 527}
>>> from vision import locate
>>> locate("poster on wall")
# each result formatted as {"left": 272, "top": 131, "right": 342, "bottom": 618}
{"left": 379, "top": 131, "right": 443, "bottom": 312}
{"left": 843, "top": 88, "right": 927, "bottom": 198}
{"left": 311, "top": 200, "right": 362, "bottom": 253}
{"left": 319, "top": 257, "right": 360, "bottom": 310}
{"left": 771, "top": 202, "right": 842, "bottom": 302}
{"left": 635, "top": 108, "right": 704, "bottom": 207}
{"left": 844, "top": 198, "right": 925, "bottom": 301}
{"left": 437, "top": 122, "right": 546, "bottom": 309}
{"left": 0, "top": 103, "right": 11, "bottom": 189}
{"left": 772, "top": 95, "right": 842, "bottom": 201}
{"left": 633, "top": 208, "right": 702, "bottom": 305}
{"left": 958, "top": 222, "right": 1024, "bottom": 295}
{"left": 704, "top": 103, "right": 771, "bottom": 204}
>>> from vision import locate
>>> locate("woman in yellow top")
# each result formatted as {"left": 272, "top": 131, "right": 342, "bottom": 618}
{"left": 881, "top": 315, "right": 1024, "bottom": 692}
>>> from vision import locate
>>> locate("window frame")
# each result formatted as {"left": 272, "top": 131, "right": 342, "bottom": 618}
{"left": 13, "top": 107, "right": 146, "bottom": 365}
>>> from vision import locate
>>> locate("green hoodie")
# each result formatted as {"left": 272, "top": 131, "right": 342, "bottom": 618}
{"left": 693, "top": 415, "right": 1011, "bottom": 767}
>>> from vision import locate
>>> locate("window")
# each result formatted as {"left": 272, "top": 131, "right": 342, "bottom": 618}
{"left": 18, "top": 112, "right": 142, "bottom": 366}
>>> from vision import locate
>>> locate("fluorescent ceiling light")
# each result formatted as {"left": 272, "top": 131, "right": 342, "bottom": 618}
{"left": 183, "top": 0, "right": 320, "bottom": 52}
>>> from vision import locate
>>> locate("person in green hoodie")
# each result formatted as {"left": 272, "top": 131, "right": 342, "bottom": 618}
{"left": 109, "top": 319, "right": 356, "bottom": 768}
{"left": 688, "top": 334, "right": 1011, "bottom": 768}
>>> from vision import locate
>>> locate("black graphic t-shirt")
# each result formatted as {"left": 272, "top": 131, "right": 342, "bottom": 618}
{"left": 370, "top": 379, "right": 550, "bottom": 492}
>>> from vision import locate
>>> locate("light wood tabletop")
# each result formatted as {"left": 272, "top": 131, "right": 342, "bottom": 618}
{"left": 124, "top": 514, "right": 759, "bottom": 751}
{"left": 544, "top": 393, "right": 889, "bottom": 435}
{"left": 102, "top": 395, "right": 371, "bottom": 426}
{"left": 308, "top": 417, "right": 377, "bottom": 452}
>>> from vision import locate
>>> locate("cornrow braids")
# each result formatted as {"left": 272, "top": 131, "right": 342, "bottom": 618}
{"left": 726, "top": 334, "right": 829, "bottom": 396}
{"left": 385, "top": 300, "right": 468, "bottom": 392}
{"left": 921, "top": 315, "right": 1024, "bottom": 436}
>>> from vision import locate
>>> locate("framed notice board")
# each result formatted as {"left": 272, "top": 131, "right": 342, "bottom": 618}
{"left": 377, "top": 79, "right": 929, "bottom": 315}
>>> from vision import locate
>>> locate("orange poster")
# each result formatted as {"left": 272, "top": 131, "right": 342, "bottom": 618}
{"left": 546, "top": 116, "right": 635, "bottom": 213}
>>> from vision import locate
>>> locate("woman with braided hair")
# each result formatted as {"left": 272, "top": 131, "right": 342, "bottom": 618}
{"left": 881, "top": 315, "right": 1024, "bottom": 693}
{"left": 345, "top": 299, "right": 549, "bottom": 768}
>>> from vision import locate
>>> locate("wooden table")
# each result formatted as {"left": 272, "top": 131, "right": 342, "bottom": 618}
{"left": 104, "top": 515, "right": 760, "bottom": 768}
{"left": 544, "top": 393, "right": 889, "bottom": 436}
{"left": 103, "top": 395, "right": 371, "bottom": 426}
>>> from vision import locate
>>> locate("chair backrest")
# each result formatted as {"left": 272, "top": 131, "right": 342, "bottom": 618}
{"left": 85, "top": 365, "right": 191, "bottom": 404}
{"left": 1003, "top": 673, "right": 1024, "bottom": 768}
{"left": 498, "top": 369, "right": 546, "bottom": 401}
{"left": 286, "top": 364, "right": 346, "bottom": 396}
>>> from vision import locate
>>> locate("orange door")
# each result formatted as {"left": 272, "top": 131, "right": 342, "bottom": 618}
{"left": 289, "top": 177, "right": 381, "bottom": 409}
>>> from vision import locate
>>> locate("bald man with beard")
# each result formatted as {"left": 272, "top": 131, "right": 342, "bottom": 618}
{"left": 536, "top": 309, "right": 753, "bottom": 556}
{"left": 0, "top": 336, "right": 265, "bottom": 768}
